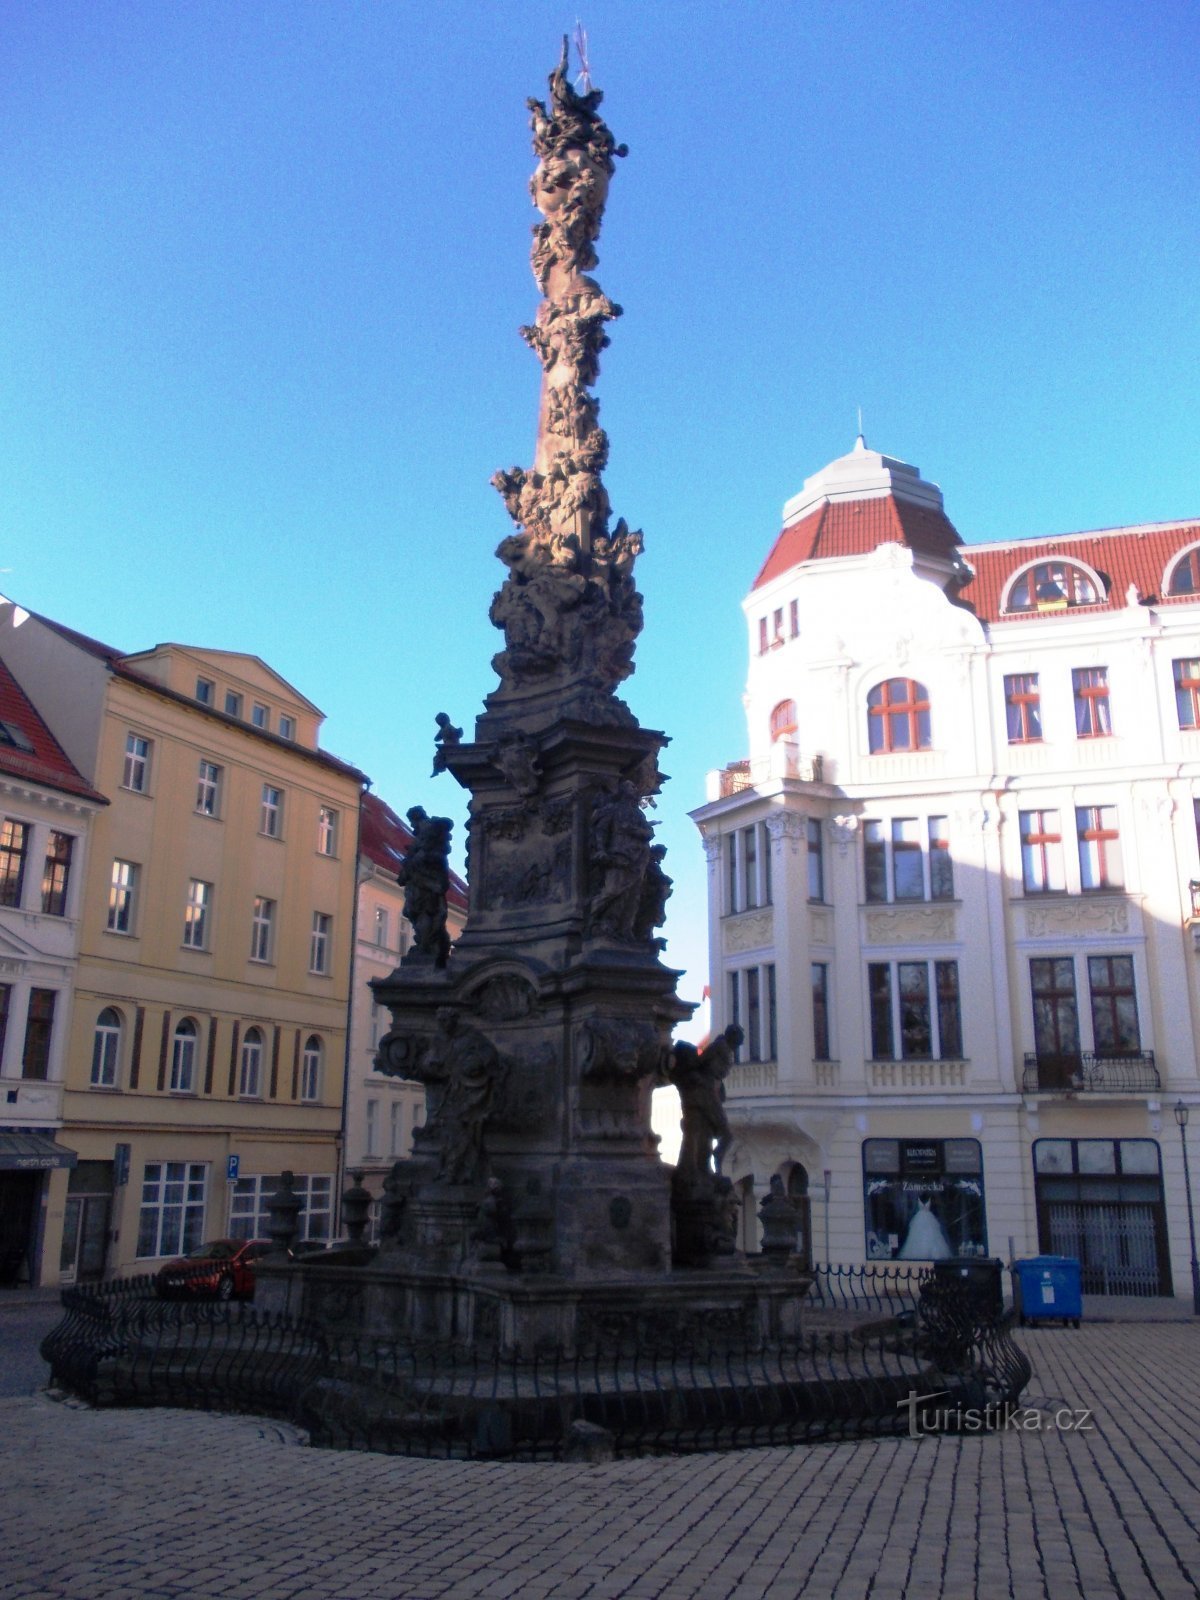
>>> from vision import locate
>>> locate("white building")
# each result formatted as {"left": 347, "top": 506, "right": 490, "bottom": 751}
{"left": 692, "top": 437, "right": 1200, "bottom": 1297}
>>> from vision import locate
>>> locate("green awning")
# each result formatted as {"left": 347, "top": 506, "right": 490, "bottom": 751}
{"left": 0, "top": 1132, "right": 77, "bottom": 1171}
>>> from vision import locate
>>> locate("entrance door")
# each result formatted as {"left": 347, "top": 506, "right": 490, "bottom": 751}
{"left": 1033, "top": 1138, "right": 1171, "bottom": 1296}
{"left": 60, "top": 1195, "right": 111, "bottom": 1282}
{"left": 1046, "top": 1202, "right": 1164, "bottom": 1295}
{"left": 0, "top": 1172, "right": 38, "bottom": 1284}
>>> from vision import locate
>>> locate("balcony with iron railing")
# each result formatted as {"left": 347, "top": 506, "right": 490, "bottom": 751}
{"left": 1021, "top": 1051, "right": 1159, "bottom": 1094}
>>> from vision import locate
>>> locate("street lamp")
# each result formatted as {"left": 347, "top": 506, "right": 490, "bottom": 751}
{"left": 1173, "top": 1101, "right": 1200, "bottom": 1315}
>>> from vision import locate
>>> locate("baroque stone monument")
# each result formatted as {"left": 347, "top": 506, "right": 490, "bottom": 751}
{"left": 352, "top": 44, "right": 805, "bottom": 1349}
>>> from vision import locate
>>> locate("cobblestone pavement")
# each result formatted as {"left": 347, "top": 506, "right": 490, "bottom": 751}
{"left": 1, "top": 1323, "right": 1197, "bottom": 1600}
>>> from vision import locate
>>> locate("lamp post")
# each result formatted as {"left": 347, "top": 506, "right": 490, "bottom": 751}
{"left": 1173, "top": 1101, "right": 1200, "bottom": 1315}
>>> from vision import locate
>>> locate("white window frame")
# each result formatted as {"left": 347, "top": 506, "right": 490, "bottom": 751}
{"left": 224, "top": 690, "right": 242, "bottom": 718}
{"left": 373, "top": 906, "right": 389, "bottom": 947}
{"left": 228, "top": 1173, "right": 332, "bottom": 1243}
{"left": 91, "top": 1007, "right": 122, "bottom": 1088}
{"left": 250, "top": 897, "right": 274, "bottom": 963}
{"left": 726, "top": 962, "right": 778, "bottom": 1062}
{"left": 183, "top": 879, "right": 211, "bottom": 950}
{"left": 317, "top": 806, "right": 338, "bottom": 856}
{"left": 278, "top": 714, "right": 296, "bottom": 741}
{"left": 107, "top": 859, "right": 139, "bottom": 934}
{"left": 309, "top": 912, "right": 332, "bottom": 975}
{"left": 170, "top": 1018, "right": 198, "bottom": 1093}
{"left": 136, "top": 1161, "right": 207, "bottom": 1259}
{"left": 300, "top": 1036, "right": 322, "bottom": 1102}
{"left": 239, "top": 1027, "right": 264, "bottom": 1097}
{"left": 251, "top": 702, "right": 269, "bottom": 730}
{"left": 260, "top": 785, "right": 283, "bottom": 838}
{"left": 195, "top": 677, "right": 215, "bottom": 706}
{"left": 366, "top": 1097, "right": 379, "bottom": 1157}
{"left": 390, "top": 1098, "right": 403, "bottom": 1157}
{"left": 123, "top": 732, "right": 151, "bottom": 793}
{"left": 196, "top": 760, "right": 221, "bottom": 817}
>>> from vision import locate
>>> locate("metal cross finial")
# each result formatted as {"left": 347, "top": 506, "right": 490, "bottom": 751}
{"left": 573, "top": 20, "right": 593, "bottom": 92}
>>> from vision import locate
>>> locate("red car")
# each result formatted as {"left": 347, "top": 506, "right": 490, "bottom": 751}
{"left": 154, "top": 1238, "right": 273, "bottom": 1301}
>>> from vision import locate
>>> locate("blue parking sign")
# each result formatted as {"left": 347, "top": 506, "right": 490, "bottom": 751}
{"left": 227, "top": 1154, "right": 240, "bottom": 1182}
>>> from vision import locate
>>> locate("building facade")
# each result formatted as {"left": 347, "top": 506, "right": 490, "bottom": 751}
{"left": 0, "top": 599, "right": 365, "bottom": 1281}
{"left": 692, "top": 439, "right": 1200, "bottom": 1295}
{"left": 347, "top": 792, "right": 467, "bottom": 1224}
{"left": 0, "top": 656, "right": 104, "bottom": 1283}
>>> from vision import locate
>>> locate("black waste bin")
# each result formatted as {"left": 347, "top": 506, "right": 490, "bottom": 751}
{"left": 929, "top": 1257, "right": 1004, "bottom": 1319}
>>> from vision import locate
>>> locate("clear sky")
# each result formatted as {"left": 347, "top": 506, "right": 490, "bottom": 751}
{"left": 2, "top": 0, "right": 1197, "bottom": 1046}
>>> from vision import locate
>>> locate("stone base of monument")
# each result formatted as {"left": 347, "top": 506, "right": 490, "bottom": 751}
{"left": 255, "top": 1255, "right": 814, "bottom": 1353}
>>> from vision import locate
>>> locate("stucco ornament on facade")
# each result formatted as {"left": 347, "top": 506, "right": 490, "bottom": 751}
{"left": 764, "top": 811, "right": 805, "bottom": 854}
{"left": 723, "top": 910, "right": 774, "bottom": 953}
{"left": 1023, "top": 900, "right": 1131, "bottom": 937}
{"left": 864, "top": 907, "right": 956, "bottom": 944}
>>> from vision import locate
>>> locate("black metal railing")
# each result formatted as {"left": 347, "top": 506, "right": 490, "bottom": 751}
{"left": 40, "top": 1265, "right": 1032, "bottom": 1460}
{"left": 1022, "top": 1050, "right": 1159, "bottom": 1093}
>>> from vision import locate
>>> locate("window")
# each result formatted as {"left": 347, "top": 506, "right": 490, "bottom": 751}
{"left": 0, "top": 720, "right": 34, "bottom": 752}
{"left": 806, "top": 818, "right": 824, "bottom": 902}
{"left": 1020, "top": 810, "right": 1065, "bottom": 893}
{"left": 224, "top": 690, "right": 242, "bottom": 718}
{"left": 41, "top": 831, "right": 74, "bottom": 916}
{"left": 250, "top": 897, "right": 275, "bottom": 963}
{"left": 374, "top": 906, "right": 389, "bottom": 947}
{"left": 1073, "top": 667, "right": 1112, "bottom": 738}
{"left": 812, "top": 963, "right": 830, "bottom": 1060}
{"left": 757, "top": 618, "right": 768, "bottom": 656}
{"left": 228, "top": 1173, "right": 332, "bottom": 1243}
{"left": 239, "top": 1027, "right": 264, "bottom": 1097}
{"left": 366, "top": 1098, "right": 379, "bottom": 1157}
{"left": 1030, "top": 957, "right": 1080, "bottom": 1063}
{"left": 742, "top": 824, "right": 758, "bottom": 911}
{"left": 1166, "top": 547, "right": 1200, "bottom": 597}
{"left": 0, "top": 984, "right": 8, "bottom": 1067}
{"left": 137, "top": 1161, "right": 207, "bottom": 1258}
{"left": 770, "top": 700, "right": 797, "bottom": 742}
{"left": 317, "top": 807, "right": 338, "bottom": 856}
{"left": 1174, "top": 659, "right": 1200, "bottom": 729}
{"left": 260, "top": 785, "right": 283, "bottom": 838}
{"left": 867, "top": 679, "right": 931, "bottom": 754}
{"left": 170, "top": 1018, "right": 198, "bottom": 1093}
{"left": 864, "top": 817, "right": 951, "bottom": 903}
{"left": 251, "top": 703, "right": 269, "bottom": 730}
{"left": 123, "top": 732, "right": 151, "bottom": 792}
{"left": 1004, "top": 673, "right": 1042, "bottom": 743}
{"left": 789, "top": 599, "right": 799, "bottom": 638}
{"left": 868, "top": 961, "right": 962, "bottom": 1061}
{"left": 370, "top": 1000, "right": 382, "bottom": 1049}
{"left": 1076, "top": 805, "right": 1123, "bottom": 890}
{"left": 301, "top": 1036, "right": 322, "bottom": 1102}
{"left": 862, "top": 1139, "right": 987, "bottom": 1261}
{"left": 1006, "top": 560, "right": 1099, "bottom": 613}
{"left": 929, "top": 817, "right": 953, "bottom": 900}
{"left": 183, "top": 879, "right": 211, "bottom": 949}
{"left": 196, "top": 760, "right": 221, "bottom": 816}
{"left": 728, "top": 964, "right": 776, "bottom": 1062}
{"left": 91, "top": 1007, "right": 122, "bottom": 1088}
{"left": 310, "top": 912, "right": 332, "bottom": 975}
{"left": 390, "top": 1100, "right": 403, "bottom": 1157}
{"left": 1088, "top": 955, "right": 1140, "bottom": 1055}
{"left": 279, "top": 714, "right": 296, "bottom": 740}
{"left": 22, "top": 988, "right": 56, "bottom": 1079}
{"left": 771, "top": 607, "right": 784, "bottom": 645}
{"left": 0, "top": 819, "right": 28, "bottom": 908}
{"left": 725, "top": 822, "right": 772, "bottom": 913}
{"left": 107, "top": 859, "right": 139, "bottom": 933}
{"left": 195, "top": 677, "right": 214, "bottom": 706}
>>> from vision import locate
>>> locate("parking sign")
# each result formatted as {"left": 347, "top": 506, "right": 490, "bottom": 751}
{"left": 227, "top": 1154, "right": 240, "bottom": 1182}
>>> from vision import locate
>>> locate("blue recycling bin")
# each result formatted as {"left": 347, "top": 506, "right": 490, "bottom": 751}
{"left": 1012, "top": 1255, "right": 1082, "bottom": 1328}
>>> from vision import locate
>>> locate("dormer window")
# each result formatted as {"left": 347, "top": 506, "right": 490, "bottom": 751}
{"left": 1165, "top": 545, "right": 1200, "bottom": 597}
{"left": 1004, "top": 560, "right": 1101, "bottom": 615}
{"left": 867, "top": 679, "right": 931, "bottom": 753}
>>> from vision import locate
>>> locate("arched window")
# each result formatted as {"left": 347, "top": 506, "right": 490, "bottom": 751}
{"left": 170, "top": 1017, "right": 198, "bottom": 1093}
{"left": 867, "top": 679, "right": 931, "bottom": 753}
{"left": 239, "top": 1026, "right": 263, "bottom": 1098}
{"left": 1004, "top": 560, "right": 1100, "bottom": 614}
{"left": 91, "top": 1007, "right": 122, "bottom": 1088}
{"left": 1166, "top": 546, "right": 1200, "bottom": 597}
{"left": 301, "top": 1035, "right": 323, "bottom": 1103}
{"left": 770, "top": 699, "right": 798, "bottom": 742}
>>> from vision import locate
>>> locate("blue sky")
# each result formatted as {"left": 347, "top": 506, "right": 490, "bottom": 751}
{"left": 1, "top": 1, "right": 1197, "bottom": 1028}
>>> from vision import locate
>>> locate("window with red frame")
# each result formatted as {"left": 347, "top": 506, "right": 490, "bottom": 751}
{"left": 1072, "top": 667, "right": 1112, "bottom": 738}
{"left": 1020, "top": 809, "right": 1066, "bottom": 893}
{"left": 770, "top": 699, "right": 797, "bottom": 742}
{"left": 866, "top": 679, "right": 931, "bottom": 753}
{"left": 1087, "top": 955, "right": 1140, "bottom": 1056}
{"left": 1004, "top": 673, "right": 1042, "bottom": 743}
{"left": 1076, "top": 805, "right": 1123, "bottom": 890}
{"left": 1168, "top": 548, "right": 1200, "bottom": 597}
{"left": 1006, "top": 561, "right": 1099, "bottom": 613}
{"left": 1174, "top": 659, "right": 1200, "bottom": 728}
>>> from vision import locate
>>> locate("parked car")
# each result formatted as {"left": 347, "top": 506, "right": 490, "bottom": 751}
{"left": 154, "top": 1238, "right": 273, "bottom": 1301}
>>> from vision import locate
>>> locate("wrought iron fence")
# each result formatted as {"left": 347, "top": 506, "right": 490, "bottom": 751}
{"left": 41, "top": 1266, "right": 1031, "bottom": 1460}
{"left": 805, "top": 1262, "right": 929, "bottom": 1319}
{"left": 1022, "top": 1051, "right": 1160, "bottom": 1093}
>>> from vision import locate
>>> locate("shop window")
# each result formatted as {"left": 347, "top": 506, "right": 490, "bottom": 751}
{"left": 136, "top": 1161, "right": 207, "bottom": 1258}
{"left": 863, "top": 1138, "right": 987, "bottom": 1261}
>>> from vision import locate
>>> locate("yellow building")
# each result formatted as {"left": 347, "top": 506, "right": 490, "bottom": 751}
{"left": 0, "top": 601, "right": 365, "bottom": 1282}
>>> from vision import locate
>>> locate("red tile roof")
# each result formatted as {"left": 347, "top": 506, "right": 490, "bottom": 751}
{"left": 361, "top": 792, "right": 468, "bottom": 913}
{"left": 0, "top": 655, "right": 107, "bottom": 803}
{"left": 959, "top": 520, "right": 1200, "bottom": 623}
{"left": 752, "top": 494, "right": 962, "bottom": 590}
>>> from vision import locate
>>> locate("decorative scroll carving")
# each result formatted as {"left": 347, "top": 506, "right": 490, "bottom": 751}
{"left": 489, "top": 38, "right": 644, "bottom": 703}
{"left": 864, "top": 908, "right": 956, "bottom": 944}
{"left": 723, "top": 910, "right": 773, "bottom": 954}
{"left": 578, "top": 1017, "right": 661, "bottom": 1083}
{"left": 467, "top": 973, "right": 538, "bottom": 1022}
{"left": 764, "top": 812, "right": 805, "bottom": 854}
{"left": 1024, "top": 899, "right": 1130, "bottom": 936}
